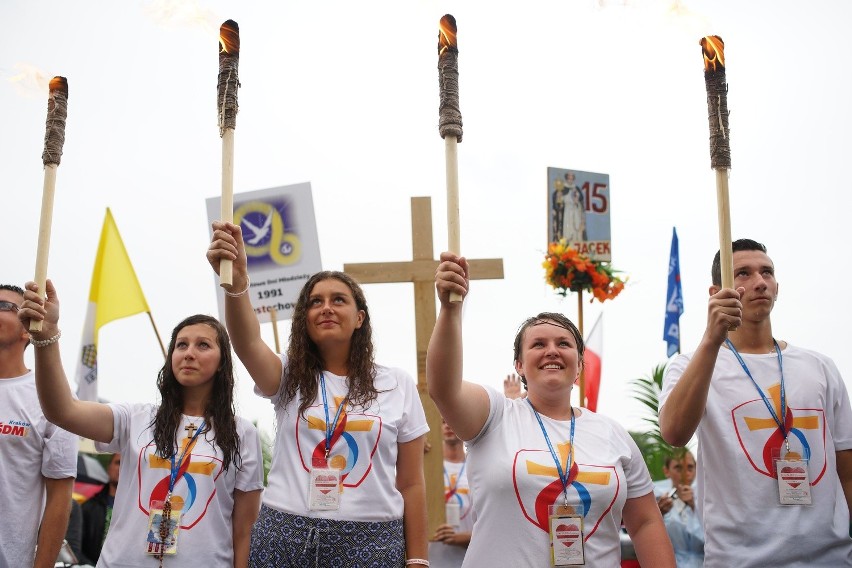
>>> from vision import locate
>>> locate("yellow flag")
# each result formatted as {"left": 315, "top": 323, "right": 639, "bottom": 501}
{"left": 76, "top": 208, "right": 150, "bottom": 400}
{"left": 89, "top": 208, "right": 149, "bottom": 335}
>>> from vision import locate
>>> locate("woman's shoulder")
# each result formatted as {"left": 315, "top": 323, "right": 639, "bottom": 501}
{"left": 578, "top": 408, "right": 629, "bottom": 435}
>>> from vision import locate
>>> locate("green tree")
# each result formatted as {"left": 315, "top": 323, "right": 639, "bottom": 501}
{"left": 628, "top": 363, "right": 687, "bottom": 480}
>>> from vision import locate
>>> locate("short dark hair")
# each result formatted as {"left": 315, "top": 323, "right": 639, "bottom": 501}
{"left": 711, "top": 239, "right": 767, "bottom": 286}
{"left": 0, "top": 284, "right": 24, "bottom": 297}
{"left": 664, "top": 450, "right": 695, "bottom": 469}
{"left": 512, "top": 312, "right": 584, "bottom": 389}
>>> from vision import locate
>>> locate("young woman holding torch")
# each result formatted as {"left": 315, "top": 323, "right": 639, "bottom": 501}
{"left": 427, "top": 252, "right": 675, "bottom": 567}
{"left": 207, "top": 221, "right": 429, "bottom": 567}
{"left": 18, "top": 281, "right": 263, "bottom": 567}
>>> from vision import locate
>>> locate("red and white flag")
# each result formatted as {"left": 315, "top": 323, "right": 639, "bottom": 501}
{"left": 583, "top": 315, "right": 603, "bottom": 412}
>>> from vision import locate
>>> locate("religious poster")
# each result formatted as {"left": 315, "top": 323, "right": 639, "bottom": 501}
{"left": 206, "top": 182, "right": 322, "bottom": 323}
{"left": 547, "top": 167, "right": 611, "bottom": 262}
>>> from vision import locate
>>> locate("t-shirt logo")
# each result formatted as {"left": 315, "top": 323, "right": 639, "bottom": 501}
{"left": 513, "top": 441, "right": 616, "bottom": 538}
{"left": 297, "top": 396, "right": 380, "bottom": 489}
{"left": 732, "top": 382, "right": 827, "bottom": 484}
{"left": 142, "top": 434, "right": 221, "bottom": 529}
{"left": 0, "top": 419, "right": 31, "bottom": 437}
{"left": 445, "top": 472, "right": 471, "bottom": 520}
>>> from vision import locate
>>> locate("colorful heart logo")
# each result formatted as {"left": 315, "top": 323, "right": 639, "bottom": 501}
{"left": 780, "top": 466, "right": 806, "bottom": 488}
{"left": 555, "top": 523, "right": 580, "bottom": 548}
{"left": 315, "top": 475, "right": 337, "bottom": 494}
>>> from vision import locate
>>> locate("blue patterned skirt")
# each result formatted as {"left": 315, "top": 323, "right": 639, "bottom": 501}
{"left": 249, "top": 504, "right": 405, "bottom": 567}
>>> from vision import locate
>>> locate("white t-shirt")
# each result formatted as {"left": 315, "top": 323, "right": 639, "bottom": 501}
{"left": 661, "top": 343, "right": 852, "bottom": 567}
{"left": 0, "top": 371, "right": 77, "bottom": 568}
{"left": 260, "top": 358, "right": 429, "bottom": 521}
{"left": 462, "top": 386, "right": 653, "bottom": 567}
{"left": 95, "top": 403, "right": 264, "bottom": 567}
{"left": 429, "top": 458, "right": 474, "bottom": 567}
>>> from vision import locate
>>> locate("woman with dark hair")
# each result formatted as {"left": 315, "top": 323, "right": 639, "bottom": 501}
{"left": 19, "top": 280, "right": 264, "bottom": 567}
{"left": 207, "top": 221, "right": 429, "bottom": 568}
{"left": 427, "top": 252, "right": 674, "bottom": 567}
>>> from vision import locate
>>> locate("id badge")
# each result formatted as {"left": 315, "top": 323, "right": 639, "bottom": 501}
{"left": 146, "top": 500, "right": 182, "bottom": 556}
{"left": 776, "top": 458, "right": 812, "bottom": 505}
{"left": 549, "top": 504, "right": 584, "bottom": 566}
{"left": 309, "top": 457, "right": 342, "bottom": 511}
{"left": 445, "top": 501, "right": 461, "bottom": 529}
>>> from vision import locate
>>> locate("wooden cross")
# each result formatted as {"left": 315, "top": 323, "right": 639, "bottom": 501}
{"left": 344, "top": 196, "right": 504, "bottom": 534}
{"left": 185, "top": 422, "right": 198, "bottom": 437}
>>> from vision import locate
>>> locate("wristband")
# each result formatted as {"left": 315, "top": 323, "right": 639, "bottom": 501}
{"left": 224, "top": 276, "right": 250, "bottom": 297}
{"left": 30, "top": 329, "right": 61, "bottom": 347}
{"left": 405, "top": 561, "right": 430, "bottom": 566}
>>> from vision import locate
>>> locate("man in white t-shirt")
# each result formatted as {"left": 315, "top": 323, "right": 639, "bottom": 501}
{"left": 660, "top": 239, "right": 852, "bottom": 567}
{"left": 429, "top": 421, "right": 473, "bottom": 567}
{"left": 0, "top": 284, "right": 77, "bottom": 567}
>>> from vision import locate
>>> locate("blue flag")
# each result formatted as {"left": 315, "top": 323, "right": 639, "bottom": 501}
{"left": 664, "top": 227, "right": 684, "bottom": 357}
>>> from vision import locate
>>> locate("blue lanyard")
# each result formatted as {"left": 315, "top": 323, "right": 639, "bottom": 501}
{"left": 320, "top": 373, "right": 347, "bottom": 459}
{"left": 726, "top": 339, "right": 789, "bottom": 448}
{"left": 168, "top": 419, "right": 206, "bottom": 496}
{"left": 444, "top": 458, "right": 467, "bottom": 500}
{"left": 527, "top": 399, "right": 575, "bottom": 506}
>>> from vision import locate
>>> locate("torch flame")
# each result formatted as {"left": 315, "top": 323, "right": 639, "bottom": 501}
{"left": 438, "top": 14, "right": 458, "bottom": 55}
{"left": 49, "top": 76, "right": 68, "bottom": 97}
{"left": 219, "top": 19, "right": 240, "bottom": 55}
{"left": 700, "top": 35, "right": 725, "bottom": 72}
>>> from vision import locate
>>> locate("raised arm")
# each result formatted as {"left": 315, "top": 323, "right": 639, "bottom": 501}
{"left": 426, "top": 253, "right": 489, "bottom": 442}
{"left": 208, "top": 221, "right": 282, "bottom": 396}
{"left": 660, "top": 286, "right": 742, "bottom": 446}
{"left": 20, "top": 280, "right": 115, "bottom": 443}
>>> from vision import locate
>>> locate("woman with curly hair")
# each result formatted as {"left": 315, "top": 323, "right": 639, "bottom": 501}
{"left": 208, "top": 221, "right": 429, "bottom": 568}
{"left": 19, "top": 280, "right": 264, "bottom": 567}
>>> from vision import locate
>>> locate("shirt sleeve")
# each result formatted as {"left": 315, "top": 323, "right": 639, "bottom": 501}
{"left": 618, "top": 421, "right": 655, "bottom": 499}
{"left": 659, "top": 353, "right": 691, "bottom": 413}
{"left": 235, "top": 418, "right": 266, "bottom": 492}
{"left": 396, "top": 369, "right": 429, "bottom": 443}
{"left": 825, "top": 356, "right": 852, "bottom": 451}
{"left": 95, "top": 403, "right": 131, "bottom": 454}
{"left": 253, "top": 353, "right": 288, "bottom": 403}
{"left": 41, "top": 421, "right": 78, "bottom": 479}
{"left": 468, "top": 385, "right": 506, "bottom": 446}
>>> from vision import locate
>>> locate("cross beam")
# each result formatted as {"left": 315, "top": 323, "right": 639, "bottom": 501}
{"left": 344, "top": 196, "right": 503, "bottom": 534}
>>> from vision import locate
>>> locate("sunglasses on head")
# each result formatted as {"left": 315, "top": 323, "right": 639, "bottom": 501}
{"left": 0, "top": 301, "right": 20, "bottom": 312}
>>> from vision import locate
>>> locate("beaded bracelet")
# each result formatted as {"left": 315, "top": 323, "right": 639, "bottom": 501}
{"left": 224, "top": 276, "right": 251, "bottom": 298}
{"left": 405, "top": 560, "right": 430, "bottom": 567}
{"left": 30, "top": 329, "right": 61, "bottom": 347}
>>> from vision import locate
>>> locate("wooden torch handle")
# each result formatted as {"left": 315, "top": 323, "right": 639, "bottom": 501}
{"left": 31, "top": 165, "right": 59, "bottom": 332}
{"left": 220, "top": 128, "right": 235, "bottom": 287}
{"left": 445, "top": 136, "right": 462, "bottom": 303}
{"left": 715, "top": 168, "right": 733, "bottom": 289}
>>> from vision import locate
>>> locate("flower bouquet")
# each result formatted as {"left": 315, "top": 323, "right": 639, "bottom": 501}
{"left": 543, "top": 240, "right": 626, "bottom": 302}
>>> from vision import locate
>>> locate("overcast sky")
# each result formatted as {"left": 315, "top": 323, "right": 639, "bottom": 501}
{"left": 3, "top": 0, "right": 850, "bottom": 438}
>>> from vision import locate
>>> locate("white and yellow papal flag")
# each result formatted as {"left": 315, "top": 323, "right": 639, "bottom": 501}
{"left": 75, "top": 208, "right": 151, "bottom": 401}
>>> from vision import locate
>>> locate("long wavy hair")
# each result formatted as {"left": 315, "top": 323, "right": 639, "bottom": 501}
{"left": 151, "top": 314, "right": 241, "bottom": 472}
{"left": 282, "top": 271, "right": 377, "bottom": 417}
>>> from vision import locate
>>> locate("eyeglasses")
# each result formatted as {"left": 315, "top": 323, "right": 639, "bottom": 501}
{"left": 0, "top": 301, "right": 20, "bottom": 312}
